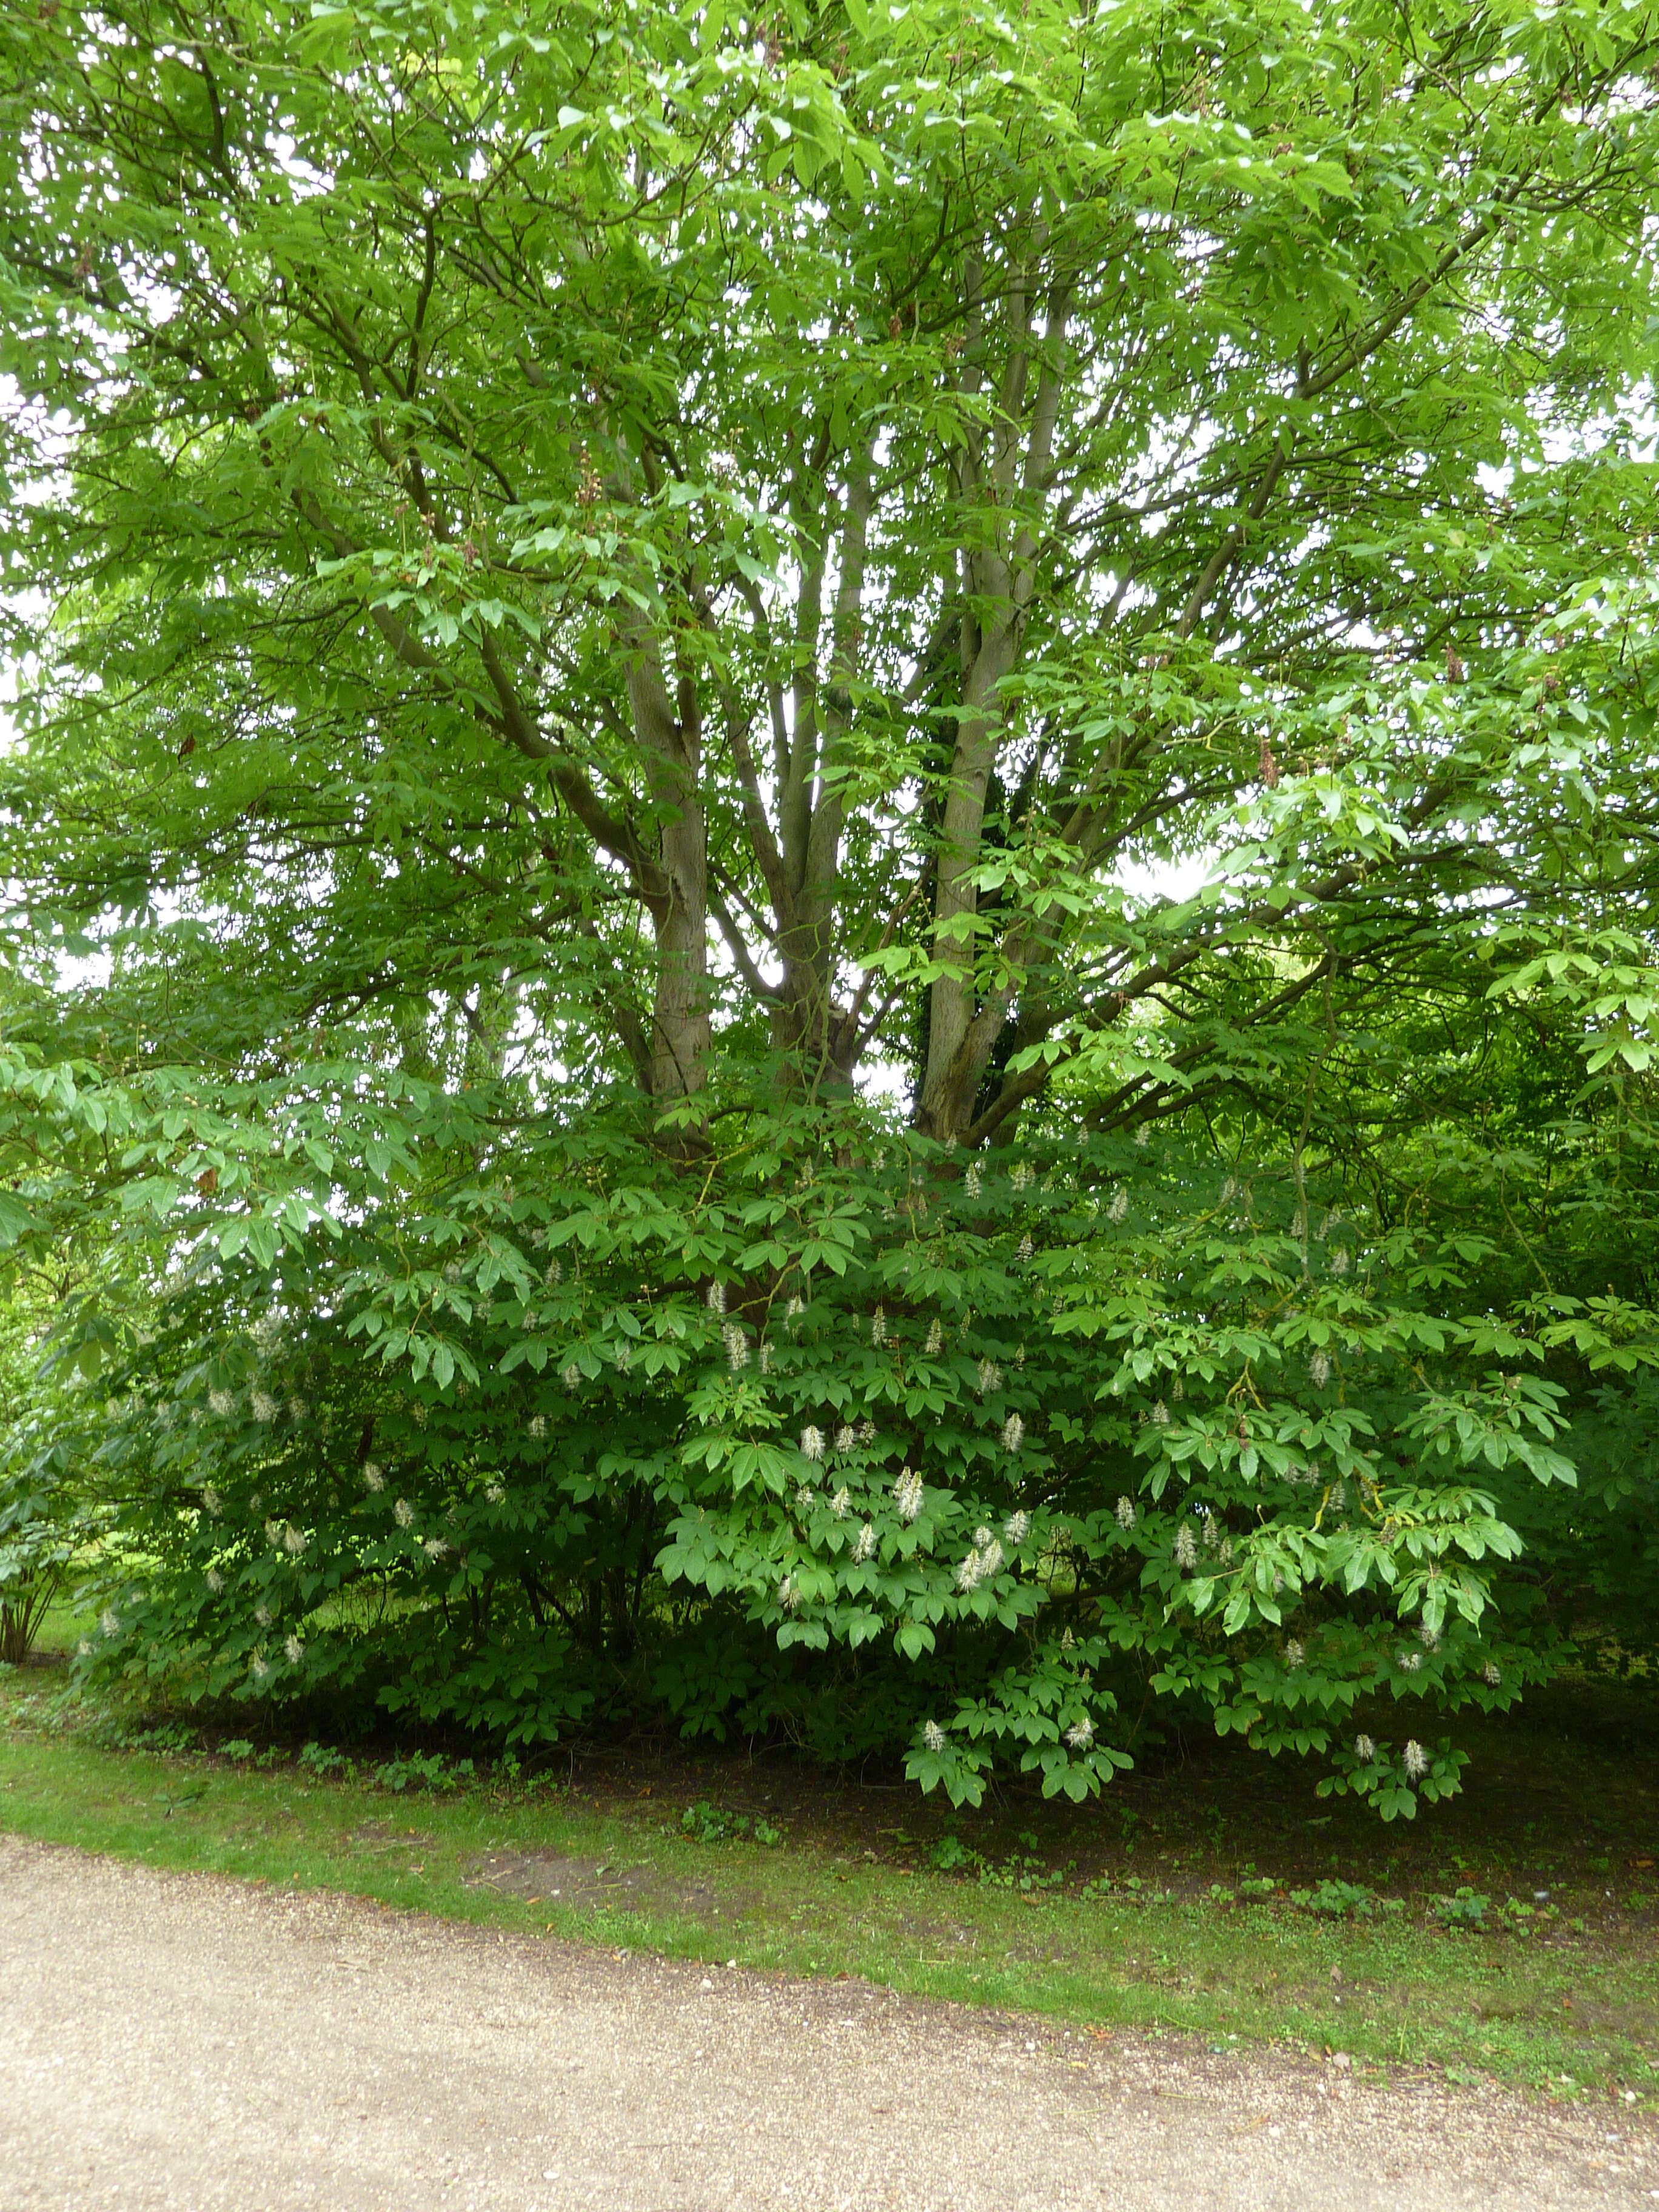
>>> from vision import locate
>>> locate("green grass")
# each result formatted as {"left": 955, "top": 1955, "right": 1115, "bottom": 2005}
{"left": 1, "top": 1663, "right": 1654, "bottom": 2105}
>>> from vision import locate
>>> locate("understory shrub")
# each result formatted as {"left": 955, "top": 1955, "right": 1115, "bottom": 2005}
{"left": 44, "top": 1094, "right": 1655, "bottom": 1815}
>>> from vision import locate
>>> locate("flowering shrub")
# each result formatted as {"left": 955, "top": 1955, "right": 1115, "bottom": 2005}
{"left": 36, "top": 1081, "right": 1653, "bottom": 1817}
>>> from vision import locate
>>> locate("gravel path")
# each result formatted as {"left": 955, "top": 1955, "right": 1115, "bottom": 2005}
{"left": 1, "top": 1834, "right": 1653, "bottom": 2210}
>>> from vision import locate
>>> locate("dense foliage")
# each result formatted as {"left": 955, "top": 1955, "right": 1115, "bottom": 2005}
{"left": 0, "top": 0, "right": 1656, "bottom": 1811}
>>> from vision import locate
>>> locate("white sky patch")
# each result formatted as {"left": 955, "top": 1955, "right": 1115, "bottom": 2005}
{"left": 1113, "top": 851, "right": 1215, "bottom": 905}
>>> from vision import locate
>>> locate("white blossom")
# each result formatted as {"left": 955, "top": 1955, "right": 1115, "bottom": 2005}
{"left": 871, "top": 1307, "right": 887, "bottom": 1347}
{"left": 894, "top": 1468, "right": 923, "bottom": 1523}
{"left": 1114, "top": 1496, "right": 1137, "bottom": 1530}
{"left": 282, "top": 1524, "right": 306, "bottom": 1557}
{"left": 410, "top": 1399, "right": 427, "bottom": 1429}
{"left": 1134, "top": 1124, "right": 1150, "bottom": 1147}
{"left": 800, "top": 1425, "right": 825, "bottom": 1463}
{"left": 1403, "top": 1739, "right": 1429, "bottom": 1780}
{"left": 201, "top": 1486, "right": 222, "bottom": 1518}
{"left": 956, "top": 1550, "right": 984, "bottom": 1592}
{"left": 723, "top": 1322, "right": 751, "bottom": 1372}
{"left": 1065, "top": 1716, "right": 1094, "bottom": 1751}
{"left": 254, "top": 1604, "right": 271, "bottom": 1627}
{"left": 484, "top": 1481, "right": 506, "bottom": 1506}
{"left": 545, "top": 1258, "right": 561, "bottom": 1285}
{"left": 209, "top": 1387, "right": 236, "bottom": 1418}
{"left": 922, "top": 1720, "right": 947, "bottom": 1754}
{"left": 778, "top": 1574, "right": 800, "bottom": 1612}
{"left": 1355, "top": 1734, "right": 1376, "bottom": 1763}
{"left": 423, "top": 1537, "right": 448, "bottom": 1561}
{"left": 830, "top": 1486, "right": 851, "bottom": 1520}
{"left": 759, "top": 1343, "right": 773, "bottom": 1376}
{"left": 975, "top": 1525, "right": 993, "bottom": 1548}
{"left": 100, "top": 1607, "right": 120, "bottom": 1638}
{"left": 264, "top": 1518, "right": 284, "bottom": 1549}
{"left": 250, "top": 1389, "right": 278, "bottom": 1424}
{"left": 1151, "top": 1399, "right": 1170, "bottom": 1427}
{"left": 363, "top": 1463, "right": 386, "bottom": 1492}
{"left": 250, "top": 1655, "right": 271, "bottom": 1686}
{"left": 528, "top": 1412, "right": 547, "bottom": 1440}
{"left": 851, "top": 1523, "right": 877, "bottom": 1564}
{"left": 1418, "top": 1623, "right": 1440, "bottom": 1652}
{"left": 1309, "top": 1349, "right": 1332, "bottom": 1389}
{"left": 205, "top": 1567, "right": 224, "bottom": 1595}
{"left": 706, "top": 1281, "right": 726, "bottom": 1315}
{"left": 1398, "top": 1649, "right": 1423, "bottom": 1674}
{"left": 795, "top": 1484, "right": 816, "bottom": 1511}
{"left": 1483, "top": 1661, "right": 1502, "bottom": 1687}
{"left": 834, "top": 1423, "right": 856, "bottom": 1453}
{"left": 785, "top": 1295, "right": 805, "bottom": 1325}
{"left": 856, "top": 1418, "right": 876, "bottom": 1445}
{"left": 1015, "top": 1234, "right": 1034, "bottom": 1262}
{"left": 283, "top": 1634, "right": 304, "bottom": 1665}
{"left": 1173, "top": 1524, "right": 1198, "bottom": 1570}
{"left": 976, "top": 1358, "right": 1002, "bottom": 1396}
{"left": 561, "top": 1360, "right": 581, "bottom": 1390}
{"left": 1330, "top": 1245, "right": 1350, "bottom": 1278}
{"left": 1000, "top": 1412, "right": 1025, "bottom": 1453}
{"left": 977, "top": 1538, "right": 1004, "bottom": 1579}
{"left": 394, "top": 1498, "right": 415, "bottom": 1528}
{"left": 964, "top": 1162, "right": 982, "bottom": 1199}
{"left": 1284, "top": 1640, "right": 1305, "bottom": 1671}
{"left": 925, "top": 1317, "right": 943, "bottom": 1356}
{"left": 1107, "top": 1187, "right": 1129, "bottom": 1224}
{"left": 1004, "top": 1511, "right": 1030, "bottom": 1546}
{"left": 614, "top": 1340, "right": 634, "bottom": 1373}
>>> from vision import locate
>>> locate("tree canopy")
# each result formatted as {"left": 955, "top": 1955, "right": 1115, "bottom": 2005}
{"left": 1, "top": 0, "right": 1656, "bottom": 1811}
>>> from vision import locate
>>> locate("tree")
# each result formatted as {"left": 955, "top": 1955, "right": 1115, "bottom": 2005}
{"left": 0, "top": 0, "right": 1655, "bottom": 1809}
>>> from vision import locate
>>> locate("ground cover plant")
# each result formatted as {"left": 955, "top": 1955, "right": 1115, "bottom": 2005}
{"left": 2, "top": 1650, "right": 1655, "bottom": 2102}
{"left": 0, "top": 0, "right": 1656, "bottom": 1829}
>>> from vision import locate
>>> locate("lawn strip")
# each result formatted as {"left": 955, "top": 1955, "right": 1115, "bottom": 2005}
{"left": 0, "top": 1715, "right": 1651, "bottom": 2102}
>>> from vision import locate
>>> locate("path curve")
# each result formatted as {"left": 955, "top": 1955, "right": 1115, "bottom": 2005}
{"left": 1, "top": 1835, "right": 1652, "bottom": 2210}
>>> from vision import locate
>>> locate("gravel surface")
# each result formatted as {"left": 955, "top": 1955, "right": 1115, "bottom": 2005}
{"left": 1, "top": 1834, "right": 1653, "bottom": 2210}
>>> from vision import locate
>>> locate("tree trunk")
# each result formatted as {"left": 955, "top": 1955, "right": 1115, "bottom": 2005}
{"left": 625, "top": 651, "right": 710, "bottom": 1105}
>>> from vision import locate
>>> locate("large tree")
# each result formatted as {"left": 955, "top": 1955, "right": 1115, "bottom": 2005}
{"left": 1, "top": 0, "right": 1657, "bottom": 1806}
{"left": 7, "top": 0, "right": 1656, "bottom": 1122}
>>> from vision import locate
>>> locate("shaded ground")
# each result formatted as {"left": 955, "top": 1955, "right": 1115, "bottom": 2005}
{"left": 2, "top": 1835, "right": 1655, "bottom": 2212}
{"left": 538, "top": 1675, "right": 1659, "bottom": 1936}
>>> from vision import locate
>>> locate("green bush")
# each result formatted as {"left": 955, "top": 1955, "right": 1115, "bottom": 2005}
{"left": 47, "top": 1088, "right": 1647, "bottom": 1817}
